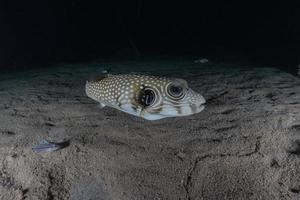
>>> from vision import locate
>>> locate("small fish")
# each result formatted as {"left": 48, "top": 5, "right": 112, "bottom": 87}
{"left": 32, "top": 140, "right": 69, "bottom": 153}
{"left": 85, "top": 73, "right": 206, "bottom": 120}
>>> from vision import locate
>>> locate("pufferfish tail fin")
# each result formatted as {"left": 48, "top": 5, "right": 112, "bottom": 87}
{"left": 101, "top": 69, "right": 111, "bottom": 75}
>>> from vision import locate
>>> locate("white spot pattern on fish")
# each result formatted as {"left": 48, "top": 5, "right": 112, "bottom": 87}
{"left": 85, "top": 73, "right": 206, "bottom": 120}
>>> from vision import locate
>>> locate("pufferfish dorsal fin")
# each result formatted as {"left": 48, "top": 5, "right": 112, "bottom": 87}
{"left": 87, "top": 69, "right": 111, "bottom": 83}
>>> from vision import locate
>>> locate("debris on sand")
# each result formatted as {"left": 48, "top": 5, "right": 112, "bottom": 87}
{"left": 194, "top": 58, "right": 209, "bottom": 63}
{"left": 32, "top": 139, "right": 70, "bottom": 153}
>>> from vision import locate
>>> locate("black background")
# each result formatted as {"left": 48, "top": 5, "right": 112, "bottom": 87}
{"left": 1, "top": 0, "right": 300, "bottom": 72}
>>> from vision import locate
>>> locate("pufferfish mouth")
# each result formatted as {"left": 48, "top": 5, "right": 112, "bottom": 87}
{"left": 199, "top": 101, "right": 206, "bottom": 107}
{"left": 199, "top": 104, "right": 206, "bottom": 111}
{"left": 199, "top": 102, "right": 206, "bottom": 111}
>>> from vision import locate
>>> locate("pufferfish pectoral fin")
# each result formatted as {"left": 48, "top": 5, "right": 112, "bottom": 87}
{"left": 117, "top": 103, "right": 142, "bottom": 118}
{"left": 97, "top": 102, "right": 106, "bottom": 109}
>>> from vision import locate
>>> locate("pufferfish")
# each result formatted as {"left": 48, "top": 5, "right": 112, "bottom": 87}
{"left": 85, "top": 72, "right": 206, "bottom": 120}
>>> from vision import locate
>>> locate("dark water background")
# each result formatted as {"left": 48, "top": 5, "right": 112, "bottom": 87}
{"left": 1, "top": 1, "right": 300, "bottom": 76}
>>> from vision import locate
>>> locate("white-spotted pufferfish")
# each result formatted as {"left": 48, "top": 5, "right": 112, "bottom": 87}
{"left": 85, "top": 73, "right": 206, "bottom": 120}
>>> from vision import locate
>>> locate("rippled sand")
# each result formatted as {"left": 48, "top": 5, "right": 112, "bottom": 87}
{"left": 0, "top": 60, "right": 300, "bottom": 200}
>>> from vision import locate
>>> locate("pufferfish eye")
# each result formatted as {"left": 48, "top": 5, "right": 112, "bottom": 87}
{"left": 167, "top": 84, "right": 184, "bottom": 98}
{"left": 138, "top": 88, "right": 156, "bottom": 107}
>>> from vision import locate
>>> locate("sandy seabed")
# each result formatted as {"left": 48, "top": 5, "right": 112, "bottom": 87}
{"left": 0, "top": 60, "right": 300, "bottom": 200}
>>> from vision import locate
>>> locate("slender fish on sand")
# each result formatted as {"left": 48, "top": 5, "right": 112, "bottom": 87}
{"left": 32, "top": 140, "right": 70, "bottom": 153}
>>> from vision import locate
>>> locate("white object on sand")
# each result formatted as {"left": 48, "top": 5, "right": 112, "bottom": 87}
{"left": 194, "top": 58, "right": 209, "bottom": 64}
